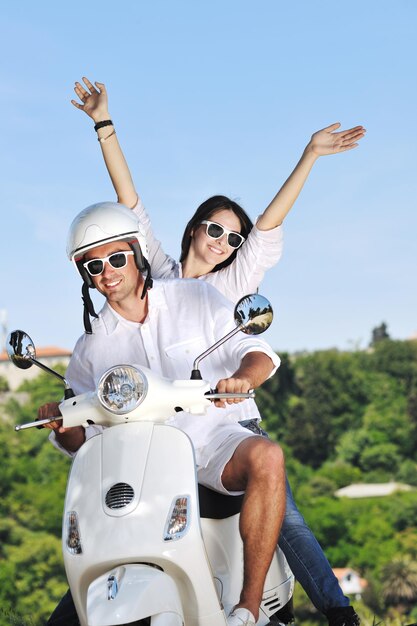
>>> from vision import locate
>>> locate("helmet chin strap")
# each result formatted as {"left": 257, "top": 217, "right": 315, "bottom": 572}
{"left": 82, "top": 282, "right": 99, "bottom": 334}
{"left": 141, "top": 258, "right": 153, "bottom": 300}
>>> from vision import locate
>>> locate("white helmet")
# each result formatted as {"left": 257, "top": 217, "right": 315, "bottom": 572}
{"left": 67, "top": 201, "right": 148, "bottom": 279}
{"left": 67, "top": 202, "right": 152, "bottom": 332}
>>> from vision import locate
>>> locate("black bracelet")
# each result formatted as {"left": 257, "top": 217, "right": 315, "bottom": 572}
{"left": 94, "top": 120, "right": 113, "bottom": 132}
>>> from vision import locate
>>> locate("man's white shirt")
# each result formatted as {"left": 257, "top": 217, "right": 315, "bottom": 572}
{"left": 51, "top": 278, "right": 279, "bottom": 467}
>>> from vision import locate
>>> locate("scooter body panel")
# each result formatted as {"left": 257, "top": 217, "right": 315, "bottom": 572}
{"left": 64, "top": 422, "right": 226, "bottom": 625}
{"left": 87, "top": 564, "right": 183, "bottom": 625}
{"left": 201, "top": 517, "right": 294, "bottom": 624}
{"left": 63, "top": 421, "right": 293, "bottom": 625}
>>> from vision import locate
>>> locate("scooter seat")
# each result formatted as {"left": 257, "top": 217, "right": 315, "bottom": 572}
{"left": 198, "top": 484, "right": 244, "bottom": 519}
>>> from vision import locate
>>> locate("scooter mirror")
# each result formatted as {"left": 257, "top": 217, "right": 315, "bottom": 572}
{"left": 6, "top": 330, "right": 36, "bottom": 370}
{"left": 7, "top": 330, "right": 75, "bottom": 406}
{"left": 234, "top": 294, "right": 273, "bottom": 335}
{"left": 190, "top": 294, "right": 274, "bottom": 379}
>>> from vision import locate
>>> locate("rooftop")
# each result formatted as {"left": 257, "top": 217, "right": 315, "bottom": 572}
{"left": 335, "top": 482, "right": 414, "bottom": 498}
{"left": 0, "top": 346, "right": 72, "bottom": 362}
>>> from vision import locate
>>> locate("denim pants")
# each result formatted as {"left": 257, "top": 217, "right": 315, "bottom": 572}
{"left": 280, "top": 476, "right": 349, "bottom": 612}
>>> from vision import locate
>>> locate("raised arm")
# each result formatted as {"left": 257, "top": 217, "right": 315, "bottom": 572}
{"left": 256, "top": 123, "right": 366, "bottom": 231}
{"left": 71, "top": 77, "right": 138, "bottom": 208}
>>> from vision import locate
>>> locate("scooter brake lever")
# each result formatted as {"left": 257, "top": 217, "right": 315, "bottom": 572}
{"left": 205, "top": 389, "right": 255, "bottom": 400}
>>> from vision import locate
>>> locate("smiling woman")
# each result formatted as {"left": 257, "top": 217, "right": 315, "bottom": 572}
{"left": 182, "top": 207, "right": 249, "bottom": 277}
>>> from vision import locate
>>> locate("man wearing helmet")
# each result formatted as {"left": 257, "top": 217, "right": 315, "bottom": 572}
{"left": 67, "top": 200, "right": 153, "bottom": 335}
{"left": 40, "top": 201, "right": 286, "bottom": 626}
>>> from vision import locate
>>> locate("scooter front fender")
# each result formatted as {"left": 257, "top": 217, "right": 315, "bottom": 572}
{"left": 87, "top": 564, "right": 183, "bottom": 625}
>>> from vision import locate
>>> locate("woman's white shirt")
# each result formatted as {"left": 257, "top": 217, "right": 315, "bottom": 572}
{"left": 134, "top": 196, "right": 284, "bottom": 301}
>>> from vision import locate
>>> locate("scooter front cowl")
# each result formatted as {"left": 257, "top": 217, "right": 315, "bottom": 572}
{"left": 87, "top": 564, "right": 183, "bottom": 625}
{"left": 63, "top": 421, "right": 227, "bottom": 625}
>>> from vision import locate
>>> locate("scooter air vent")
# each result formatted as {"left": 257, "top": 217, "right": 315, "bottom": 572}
{"left": 105, "top": 482, "right": 135, "bottom": 509}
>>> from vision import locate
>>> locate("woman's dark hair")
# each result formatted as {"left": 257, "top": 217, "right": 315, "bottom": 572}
{"left": 179, "top": 195, "right": 253, "bottom": 272}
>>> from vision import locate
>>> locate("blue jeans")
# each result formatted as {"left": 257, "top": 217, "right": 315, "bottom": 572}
{"left": 280, "top": 476, "right": 349, "bottom": 612}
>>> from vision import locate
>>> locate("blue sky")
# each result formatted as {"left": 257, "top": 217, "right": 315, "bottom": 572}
{"left": 1, "top": 0, "right": 416, "bottom": 354}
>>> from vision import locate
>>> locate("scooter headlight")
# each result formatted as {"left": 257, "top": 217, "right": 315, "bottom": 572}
{"left": 98, "top": 365, "right": 148, "bottom": 415}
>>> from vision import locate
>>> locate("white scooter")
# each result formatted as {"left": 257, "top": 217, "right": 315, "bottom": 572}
{"left": 8, "top": 294, "right": 294, "bottom": 626}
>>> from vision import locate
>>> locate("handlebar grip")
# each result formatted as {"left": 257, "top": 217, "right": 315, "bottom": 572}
{"left": 15, "top": 416, "right": 63, "bottom": 432}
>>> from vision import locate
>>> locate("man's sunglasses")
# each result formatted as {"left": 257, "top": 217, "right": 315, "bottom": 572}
{"left": 83, "top": 251, "right": 134, "bottom": 276}
{"left": 201, "top": 220, "right": 245, "bottom": 249}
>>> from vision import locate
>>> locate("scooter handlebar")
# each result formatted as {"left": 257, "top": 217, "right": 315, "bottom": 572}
{"left": 14, "top": 384, "right": 255, "bottom": 433}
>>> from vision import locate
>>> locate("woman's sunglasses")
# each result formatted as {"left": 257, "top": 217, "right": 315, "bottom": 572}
{"left": 200, "top": 220, "right": 245, "bottom": 249}
{"left": 83, "top": 251, "right": 134, "bottom": 276}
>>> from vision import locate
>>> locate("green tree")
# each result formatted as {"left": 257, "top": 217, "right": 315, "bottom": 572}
{"left": 285, "top": 350, "right": 369, "bottom": 467}
{"left": 369, "top": 339, "right": 417, "bottom": 393}
{"left": 359, "top": 442, "right": 401, "bottom": 474}
{"left": 362, "top": 380, "right": 413, "bottom": 454}
{"left": 0, "top": 368, "right": 70, "bottom": 623}
{"left": 370, "top": 322, "right": 390, "bottom": 346}
{"left": 0, "top": 527, "right": 67, "bottom": 624}
{"left": 317, "top": 460, "right": 362, "bottom": 488}
{"left": 406, "top": 376, "right": 417, "bottom": 454}
{"left": 397, "top": 459, "right": 417, "bottom": 486}
{"left": 381, "top": 556, "right": 417, "bottom": 614}
{"left": 255, "top": 351, "right": 296, "bottom": 440}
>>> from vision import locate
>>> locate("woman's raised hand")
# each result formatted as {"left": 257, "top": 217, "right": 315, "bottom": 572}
{"left": 257, "top": 122, "right": 366, "bottom": 230}
{"left": 308, "top": 122, "right": 366, "bottom": 157}
{"left": 71, "top": 77, "right": 110, "bottom": 123}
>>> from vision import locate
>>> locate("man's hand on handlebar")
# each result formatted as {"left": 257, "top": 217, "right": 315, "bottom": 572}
{"left": 37, "top": 402, "right": 67, "bottom": 433}
{"left": 213, "top": 377, "right": 253, "bottom": 408}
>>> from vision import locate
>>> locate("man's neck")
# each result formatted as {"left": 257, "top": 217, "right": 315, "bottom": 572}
{"left": 107, "top": 292, "right": 148, "bottom": 323}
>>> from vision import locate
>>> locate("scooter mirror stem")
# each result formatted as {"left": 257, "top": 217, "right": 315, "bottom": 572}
{"left": 29, "top": 357, "right": 74, "bottom": 397}
{"left": 191, "top": 294, "right": 273, "bottom": 379}
{"left": 25, "top": 357, "right": 75, "bottom": 400}
{"left": 191, "top": 325, "right": 244, "bottom": 379}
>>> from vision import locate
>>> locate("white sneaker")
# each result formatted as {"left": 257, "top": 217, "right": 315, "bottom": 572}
{"left": 227, "top": 607, "right": 256, "bottom": 626}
